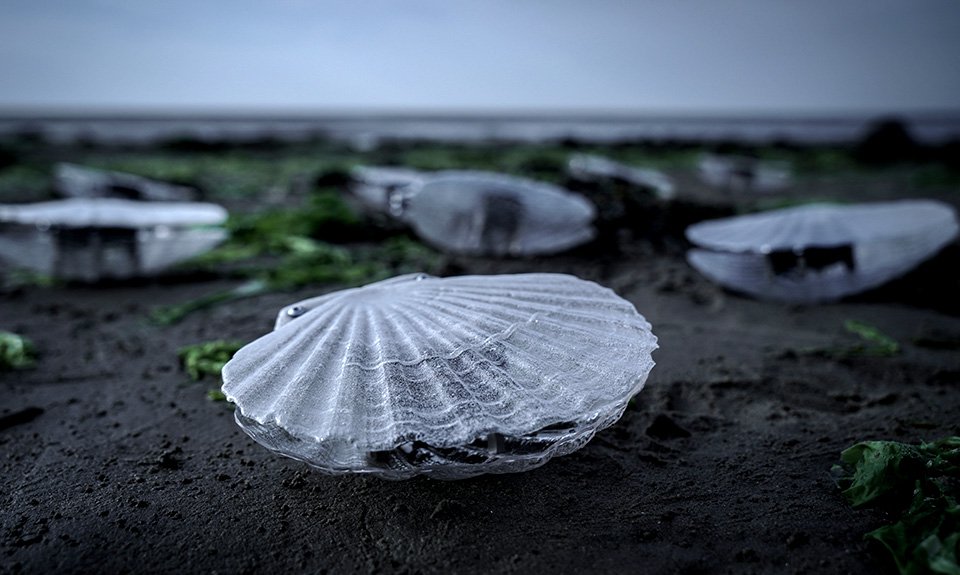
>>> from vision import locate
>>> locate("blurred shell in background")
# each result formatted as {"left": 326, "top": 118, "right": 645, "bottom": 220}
{"left": 222, "top": 273, "right": 657, "bottom": 480}
{"left": 685, "top": 200, "right": 959, "bottom": 303}
{"left": 698, "top": 154, "right": 791, "bottom": 193}
{"left": 567, "top": 154, "right": 675, "bottom": 200}
{"left": 347, "top": 165, "right": 424, "bottom": 217}
{"left": 393, "top": 171, "right": 596, "bottom": 257}
{"left": 0, "top": 198, "right": 228, "bottom": 282}
{"left": 54, "top": 163, "right": 198, "bottom": 202}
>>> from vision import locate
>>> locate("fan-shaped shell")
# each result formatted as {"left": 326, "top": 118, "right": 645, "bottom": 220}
{"left": 685, "top": 200, "right": 959, "bottom": 302}
{"left": 397, "top": 171, "right": 596, "bottom": 256}
{"left": 222, "top": 273, "right": 657, "bottom": 479}
{"left": 0, "top": 198, "right": 228, "bottom": 281}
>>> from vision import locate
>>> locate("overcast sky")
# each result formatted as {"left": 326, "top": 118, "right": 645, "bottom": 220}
{"left": 1, "top": 0, "right": 958, "bottom": 114}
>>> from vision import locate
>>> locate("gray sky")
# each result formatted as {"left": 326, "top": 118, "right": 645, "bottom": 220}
{"left": 1, "top": 0, "right": 958, "bottom": 114}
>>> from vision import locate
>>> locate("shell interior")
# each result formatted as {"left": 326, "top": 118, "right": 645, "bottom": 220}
{"left": 685, "top": 200, "right": 959, "bottom": 302}
{"left": 222, "top": 273, "right": 657, "bottom": 479}
{"left": 0, "top": 199, "right": 228, "bottom": 281}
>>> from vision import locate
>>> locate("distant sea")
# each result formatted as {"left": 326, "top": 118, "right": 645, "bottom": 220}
{"left": 1, "top": 112, "right": 958, "bottom": 147}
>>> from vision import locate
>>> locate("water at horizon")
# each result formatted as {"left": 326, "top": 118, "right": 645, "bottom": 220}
{"left": 1, "top": 112, "right": 958, "bottom": 147}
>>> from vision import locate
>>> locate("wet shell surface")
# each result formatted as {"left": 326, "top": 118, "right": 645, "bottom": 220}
{"left": 396, "top": 171, "right": 596, "bottom": 256}
{"left": 0, "top": 198, "right": 228, "bottom": 281}
{"left": 221, "top": 273, "right": 657, "bottom": 479}
{"left": 685, "top": 200, "right": 959, "bottom": 302}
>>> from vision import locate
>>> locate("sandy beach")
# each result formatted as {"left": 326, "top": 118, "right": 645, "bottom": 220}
{"left": 1, "top": 134, "right": 958, "bottom": 574}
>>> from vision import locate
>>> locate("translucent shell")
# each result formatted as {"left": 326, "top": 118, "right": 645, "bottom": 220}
{"left": 698, "top": 154, "right": 791, "bottom": 193}
{"left": 397, "top": 171, "right": 597, "bottom": 256}
{"left": 685, "top": 200, "right": 959, "bottom": 302}
{"left": 0, "top": 198, "right": 227, "bottom": 281}
{"left": 347, "top": 166, "right": 424, "bottom": 216}
{"left": 54, "top": 163, "right": 197, "bottom": 202}
{"left": 221, "top": 273, "right": 657, "bottom": 479}
{"left": 567, "top": 154, "right": 675, "bottom": 200}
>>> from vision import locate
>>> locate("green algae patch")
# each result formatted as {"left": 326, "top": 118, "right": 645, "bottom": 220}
{"left": 835, "top": 437, "right": 960, "bottom": 575}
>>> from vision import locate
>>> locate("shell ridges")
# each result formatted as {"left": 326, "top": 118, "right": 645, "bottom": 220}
{"left": 222, "top": 273, "right": 657, "bottom": 479}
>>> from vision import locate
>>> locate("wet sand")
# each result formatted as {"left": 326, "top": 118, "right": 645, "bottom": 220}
{"left": 1, "top": 156, "right": 959, "bottom": 574}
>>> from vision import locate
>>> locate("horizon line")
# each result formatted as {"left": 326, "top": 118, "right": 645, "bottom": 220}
{"left": 2, "top": 105, "right": 960, "bottom": 121}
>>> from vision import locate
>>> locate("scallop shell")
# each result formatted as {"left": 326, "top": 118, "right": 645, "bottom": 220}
{"left": 685, "top": 200, "right": 959, "bottom": 302}
{"left": 697, "top": 154, "right": 791, "bottom": 193}
{"left": 396, "top": 171, "right": 596, "bottom": 256}
{"left": 567, "top": 154, "right": 675, "bottom": 200}
{"left": 221, "top": 273, "right": 657, "bottom": 480}
{"left": 348, "top": 166, "right": 424, "bottom": 216}
{"left": 0, "top": 198, "right": 228, "bottom": 281}
{"left": 54, "top": 163, "right": 197, "bottom": 202}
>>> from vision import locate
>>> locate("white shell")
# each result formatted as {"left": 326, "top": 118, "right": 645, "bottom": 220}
{"left": 698, "top": 154, "right": 791, "bottom": 193}
{"left": 567, "top": 154, "right": 675, "bottom": 200}
{"left": 348, "top": 166, "right": 424, "bottom": 216}
{"left": 0, "top": 198, "right": 228, "bottom": 281}
{"left": 685, "top": 200, "right": 959, "bottom": 303}
{"left": 397, "top": 171, "right": 596, "bottom": 256}
{"left": 222, "top": 273, "right": 657, "bottom": 480}
{"left": 54, "top": 163, "right": 197, "bottom": 202}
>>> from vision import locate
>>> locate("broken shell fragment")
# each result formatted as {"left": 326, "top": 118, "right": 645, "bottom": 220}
{"left": 0, "top": 198, "right": 228, "bottom": 282}
{"left": 685, "top": 200, "right": 959, "bottom": 303}
{"left": 222, "top": 273, "right": 657, "bottom": 480}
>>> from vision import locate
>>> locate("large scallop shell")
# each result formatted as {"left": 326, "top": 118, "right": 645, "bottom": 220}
{"left": 685, "top": 200, "right": 959, "bottom": 302}
{"left": 221, "top": 273, "right": 657, "bottom": 480}
{"left": 0, "top": 198, "right": 227, "bottom": 281}
{"left": 395, "top": 171, "right": 596, "bottom": 256}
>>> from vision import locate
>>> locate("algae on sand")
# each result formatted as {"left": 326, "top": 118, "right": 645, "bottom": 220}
{"left": 835, "top": 437, "right": 960, "bottom": 575}
{"left": 0, "top": 331, "right": 35, "bottom": 370}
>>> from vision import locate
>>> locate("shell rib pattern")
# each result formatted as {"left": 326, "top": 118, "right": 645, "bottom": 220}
{"left": 222, "top": 273, "right": 657, "bottom": 479}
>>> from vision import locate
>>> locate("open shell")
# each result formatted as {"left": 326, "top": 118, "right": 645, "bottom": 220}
{"left": 685, "top": 200, "right": 959, "bottom": 302}
{"left": 0, "top": 198, "right": 227, "bottom": 281}
{"left": 222, "top": 273, "right": 657, "bottom": 479}
{"left": 396, "top": 171, "right": 596, "bottom": 256}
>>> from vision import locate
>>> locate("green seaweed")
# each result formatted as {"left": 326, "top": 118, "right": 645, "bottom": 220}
{"left": 206, "top": 389, "right": 228, "bottom": 402}
{"left": 152, "top": 237, "right": 440, "bottom": 325}
{"left": 835, "top": 437, "right": 960, "bottom": 575}
{"left": 0, "top": 331, "right": 36, "bottom": 370}
{"left": 844, "top": 320, "right": 900, "bottom": 357}
{"left": 177, "top": 340, "right": 244, "bottom": 381}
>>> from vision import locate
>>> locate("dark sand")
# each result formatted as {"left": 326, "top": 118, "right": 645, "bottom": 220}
{"left": 2, "top": 164, "right": 959, "bottom": 574}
